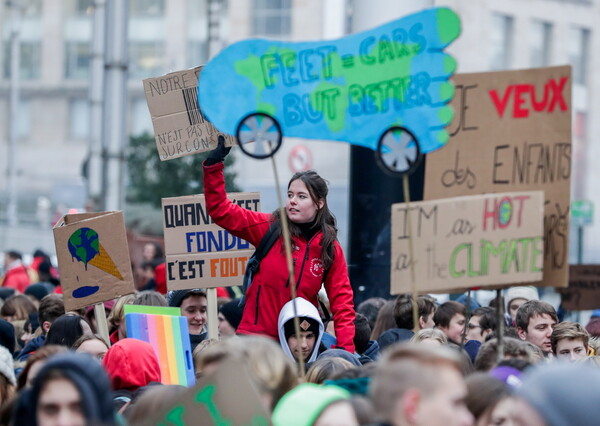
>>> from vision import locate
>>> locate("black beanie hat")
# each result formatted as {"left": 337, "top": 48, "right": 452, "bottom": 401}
{"left": 167, "top": 289, "right": 206, "bottom": 308}
{"left": 0, "top": 319, "right": 15, "bottom": 354}
{"left": 284, "top": 316, "right": 320, "bottom": 341}
{"left": 218, "top": 300, "right": 244, "bottom": 330}
{"left": 25, "top": 283, "right": 51, "bottom": 302}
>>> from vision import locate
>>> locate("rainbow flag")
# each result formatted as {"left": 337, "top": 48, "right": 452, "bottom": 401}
{"left": 125, "top": 307, "right": 195, "bottom": 387}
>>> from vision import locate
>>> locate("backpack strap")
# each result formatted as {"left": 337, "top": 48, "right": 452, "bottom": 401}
{"left": 239, "top": 222, "right": 280, "bottom": 307}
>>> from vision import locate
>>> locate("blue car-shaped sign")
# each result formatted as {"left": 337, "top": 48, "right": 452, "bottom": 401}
{"left": 198, "top": 7, "right": 460, "bottom": 175}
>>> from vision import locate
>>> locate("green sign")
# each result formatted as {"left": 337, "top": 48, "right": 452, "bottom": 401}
{"left": 571, "top": 200, "right": 594, "bottom": 227}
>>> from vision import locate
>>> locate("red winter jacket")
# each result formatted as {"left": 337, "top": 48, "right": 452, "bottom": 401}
{"left": 204, "top": 162, "right": 355, "bottom": 352}
{"left": 2, "top": 264, "right": 31, "bottom": 293}
{"left": 103, "top": 338, "right": 162, "bottom": 391}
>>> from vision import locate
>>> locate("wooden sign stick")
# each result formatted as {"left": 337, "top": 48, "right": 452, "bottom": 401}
{"left": 402, "top": 175, "right": 419, "bottom": 333}
{"left": 207, "top": 288, "right": 218, "bottom": 340}
{"left": 94, "top": 302, "right": 110, "bottom": 345}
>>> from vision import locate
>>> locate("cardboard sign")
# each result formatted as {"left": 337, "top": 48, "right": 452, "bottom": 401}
{"left": 136, "top": 357, "right": 269, "bottom": 426}
{"left": 198, "top": 8, "right": 460, "bottom": 157}
{"left": 143, "top": 66, "right": 236, "bottom": 161}
{"left": 557, "top": 265, "right": 600, "bottom": 310}
{"left": 162, "top": 193, "right": 260, "bottom": 290}
{"left": 424, "top": 66, "right": 572, "bottom": 289}
{"left": 391, "top": 191, "right": 544, "bottom": 294}
{"left": 53, "top": 212, "right": 135, "bottom": 311}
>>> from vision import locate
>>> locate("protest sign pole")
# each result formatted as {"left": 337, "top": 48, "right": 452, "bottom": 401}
{"left": 207, "top": 288, "right": 218, "bottom": 340}
{"left": 496, "top": 289, "right": 505, "bottom": 364}
{"left": 94, "top": 302, "right": 110, "bottom": 345}
{"left": 271, "top": 153, "right": 305, "bottom": 377}
{"left": 402, "top": 175, "right": 419, "bottom": 333}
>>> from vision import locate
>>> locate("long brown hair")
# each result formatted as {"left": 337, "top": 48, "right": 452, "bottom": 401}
{"left": 272, "top": 170, "right": 338, "bottom": 269}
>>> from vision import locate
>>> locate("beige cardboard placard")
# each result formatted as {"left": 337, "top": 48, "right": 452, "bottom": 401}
{"left": 557, "top": 265, "right": 600, "bottom": 310}
{"left": 424, "top": 66, "right": 571, "bottom": 289}
{"left": 162, "top": 193, "right": 260, "bottom": 290}
{"left": 53, "top": 211, "right": 135, "bottom": 311}
{"left": 135, "top": 357, "right": 269, "bottom": 426}
{"left": 391, "top": 191, "right": 544, "bottom": 295}
{"left": 144, "top": 66, "right": 236, "bottom": 161}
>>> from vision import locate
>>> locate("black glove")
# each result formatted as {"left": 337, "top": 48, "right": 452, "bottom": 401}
{"left": 205, "top": 135, "right": 231, "bottom": 166}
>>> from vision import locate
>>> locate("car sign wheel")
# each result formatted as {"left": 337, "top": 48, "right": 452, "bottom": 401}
{"left": 376, "top": 126, "right": 423, "bottom": 176}
{"left": 236, "top": 112, "right": 283, "bottom": 159}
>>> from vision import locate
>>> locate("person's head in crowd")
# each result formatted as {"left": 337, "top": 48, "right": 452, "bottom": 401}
{"left": 194, "top": 337, "right": 298, "bottom": 412}
{"left": 513, "top": 362, "right": 600, "bottom": 426}
{"left": 465, "top": 307, "right": 495, "bottom": 343}
{"left": 515, "top": 300, "right": 558, "bottom": 354}
{"left": 409, "top": 328, "right": 448, "bottom": 346}
{"left": 0, "top": 294, "right": 37, "bottom": 322}
{"left": 370, "top": 300, "right": 396, "bottom": 340}
{"left": 357, "top": 297, "right": 387, "bottom": 331}
{"left": 474, "top": 337, "right": 537, "bottom": 372}
{"left": 0, "top": 346, "right": 15, "bottom": 405}
{"left": 167, "top": 289, "right": 208, "bottom": 335}
{"left": 394, "top": 294, "right": 437, "bottom": 331}
{"left": 478, "top": 307, "right": 498, "bottom": 341}
{"left": 434, "top": 301, "right": 466, "bottom": 344}
{"left": 489, "top": 358, "right": 528, "bottom": 388}
{"left": 107, "top": 293, "right": 135, "bottom": 341}
{"left": 278, "top": 297, "right": 324, "bottom": 363}
{"left": 353, "top": 313, "right": 371, "bottom": 355}
{"left": 217, "top": 299, "right": 243, "bottom": 338}
{"left": 305, "top": 357, "right": 355, "bottom": 385}
{"left": 0, "top": 319, "right": 15, "bottom": 354}
{"left": 371, "top": 343, "right": 473, "bottom": 426}
{"left": 20, "top": 313, "right": 39, "bottom": 348}
{"left": 0, "top": 288, "right": 15, "bottom": 302}
{"left": 505, "top": 286, "right": 539, "bottom": 322}
{"left": 38, "top": 294, "right": 65, "bottom": 336}
{"left": 465, "top": 373, "right": 513, "bottom": 426}
{"left": 102, "top": 338, "right": 161, "bottom": 392}
{"left": 142, "top": 242, "right": 164, "bottom": 262}
{"left": 140, "top": 260, "right": 157, "bottom": 283}
{"left": 16, "top": 345, "right": 68, "bottom": 391}
{"left": 585, "top": 310, "right": 600, "bottom": 338}
{"left": 192, "top": 338, "right": 220, "bottom": 377}
{"left": 15, "top": 352, "right": 116, "bottom": 426}
{"left": 124, "top": 384, "right": 187, "bottom": 424}
{"left": 84, "top": 300, "right": 114, "bottom": 334}
{"left": 45, "top": 314, "right": 92, "bottom": 349}
{"left": 24, "top": 284, "right": 50, "bottom": 308}
{"left": 272, "top": 383, "right": 358, "bottom": 426}
{"left": 455, "top": 293, "right": 481, "bottom": 312}
{"left": 73, "top": 334, "right": 110, "bottom": 361}
{"left": 3, "top": 251, "right": 22, "bottom": 269}
{"left": 551, "top": 321, "right": 590, "bottom": 362}
{"left": 133, "top": 290, "right": 167, "bottom": 307}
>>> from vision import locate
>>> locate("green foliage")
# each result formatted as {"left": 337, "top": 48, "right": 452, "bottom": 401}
{"left": 126, "top": 133, "right": 240, "bottom": 208}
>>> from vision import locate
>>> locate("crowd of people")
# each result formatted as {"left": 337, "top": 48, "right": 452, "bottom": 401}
{"left": 0, "top": 143, "right": 598, "bottom": 425}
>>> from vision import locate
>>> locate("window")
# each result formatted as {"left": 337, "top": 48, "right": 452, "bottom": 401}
{"left": 21, "top": 0, "right": 43, "bottom": 17}
{"left": 69, "top": 98, "right": 90, "bottom": 140}
{"left": 7, "top": 98, "right": 32, "bottom": 140}
{"left": 490, "top": 14, "right": 513, "bottom": 70}
{"left": 569, "top": 27, "right": 590, "bottom": 85}
{"left": 130, "top": 0, "right": 165, "bottom": 17}
{"left": 131, "top": 97, "right": 153, "bottom": 136}
{"left": 65, "top": 42, "right": 90, "bottom": 79}
{"left": 530, "top": 20, "right": 552, "bottom": 68}
{"left": 65, "top": 0, "right": 92, "bottom": 16}
{"left": 3, "top": 41, "right": 41, "bottom": 80}
{"left": 252, "top": 0, "right": 292, "bottom": 38}
{"left": 129, "top": 42, "right": 166, "bottom": 79}
{"left": 187, "top": 0, "right": 209, "bottom": 67}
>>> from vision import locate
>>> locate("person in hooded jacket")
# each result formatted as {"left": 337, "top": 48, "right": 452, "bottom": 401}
{"left": 278, "top": 297, "right": 325, "bottom": 364}
{"left": 13, "top": 352, "right": 118, "bottom": 426}
{"left": 203, "top": 138, "right": 355, "bottom": 352}
{"left": 102, "top": 338, "right": 162, "bottom": 413}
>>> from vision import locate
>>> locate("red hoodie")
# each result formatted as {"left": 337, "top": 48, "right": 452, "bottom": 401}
{"left": 102, "top": 338, "right": 162, "bottom": 391}
{"left": 204, "top": 162, "right": 356, "bottom": 352}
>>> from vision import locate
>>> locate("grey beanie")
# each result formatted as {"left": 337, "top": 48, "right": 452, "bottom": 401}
{"left": 166, "top": 289, "right": 206, "bottom": 308}
{"left": 516, "top": 362, "right": 600, "bottom": 426}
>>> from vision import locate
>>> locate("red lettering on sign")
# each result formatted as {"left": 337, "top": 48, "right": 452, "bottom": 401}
{"left": 488, "top": 77, "right": 568, "bottom": 118}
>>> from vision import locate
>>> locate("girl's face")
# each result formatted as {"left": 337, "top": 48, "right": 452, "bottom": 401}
{"left": 286, "top": 179, "right": 323, "bottom": 224}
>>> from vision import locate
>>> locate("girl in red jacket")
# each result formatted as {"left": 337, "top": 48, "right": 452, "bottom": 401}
{"left": 203, "top": 138, "right": 356, "bottom": 352}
